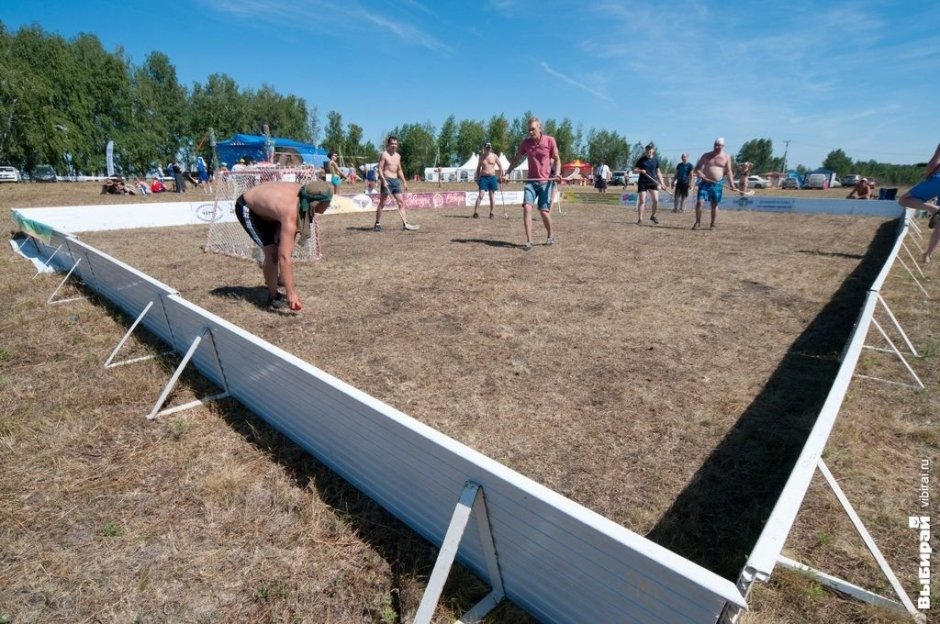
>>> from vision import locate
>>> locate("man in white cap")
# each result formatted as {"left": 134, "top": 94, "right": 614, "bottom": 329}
{"left": 692, "top": 137, "right": 737, "bottom": 229}
{"left": 472, "top": 141, "right": 504, "bottom": 218}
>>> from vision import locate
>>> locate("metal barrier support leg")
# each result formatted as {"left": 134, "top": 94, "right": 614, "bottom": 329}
{"left": 104, "top": 299, "right": 173, "bottom": 368}
{"left": 414, "top": 481, "right": 504, "bottom": 624}
{"left": 46, "top": 257, "right": 89, "bottom": 305}
{"left": 146, "top": 328, "right": 230, "bottom": 420}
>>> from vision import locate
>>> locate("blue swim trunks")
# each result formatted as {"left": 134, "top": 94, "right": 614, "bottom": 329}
{"left": 478, "top": 175, "right": 499, "bottom": 192}
{"left": 907, "top": 173, "right": 940, "bottom": 201}
{"left": 381, "top": 178, "right": 403, "bottom": 196}
{"left": 524, "top": 181, "right": 553, "bottom": 211}
{"left": 698, "top": 180, "right": 723, "bottom": 204}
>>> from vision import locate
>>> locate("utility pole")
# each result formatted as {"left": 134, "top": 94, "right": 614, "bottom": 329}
{"left": 782, "top": 140, "right": 791, "bottom": 173}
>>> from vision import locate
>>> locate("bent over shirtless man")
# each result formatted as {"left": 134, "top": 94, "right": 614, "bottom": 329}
{"left": 235, "top": 180, "right": 332, "bottom": 312}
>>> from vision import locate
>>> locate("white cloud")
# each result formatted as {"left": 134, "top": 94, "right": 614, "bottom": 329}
{"left": 540, "top": 62, "right": 614, "bottom": 104}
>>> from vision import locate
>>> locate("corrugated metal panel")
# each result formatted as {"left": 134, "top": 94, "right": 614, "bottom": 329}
{"left": 159, "top": 294, "right": 745, "bottom": 622}
{"left": 30, "top": 229, "right": 746, "bottom": 623}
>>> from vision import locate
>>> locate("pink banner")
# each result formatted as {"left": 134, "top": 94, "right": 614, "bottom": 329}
{"left": 371, "top": 191, "right": 468, "bottom": 210}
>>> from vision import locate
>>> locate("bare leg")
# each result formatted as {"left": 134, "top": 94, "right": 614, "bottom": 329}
{"left": 693, "top": 198, "right": 703, "bottom": 228}
{"left": 261, "top": 245, "right": 279, "bottom": 296}
{"left": 488, "top": 190, "right": 495, "bottom": 217}
{"left": 374, "top": 195, "right": 387, "bottom": 226}
{"left": 649, "top": 191, "right": 659, "bottom": 221}
{"left": 395, "top": 195, "right": 409, "bottom": 226}
{"left": 898, "top": 192, "right": 939, "bottom": 214}
{"left": 924, "top": 228, "right": 940, "bottom": 263}
{"left": 637, "top": 191, "right": 646, "bottom": 222}
{"left": 472, "top": 193, "right": 482, "bottom": 217}
{"left": 710, "top": 201, "right": 719, "bottom": 228}
{"left": 523, "top": 203, "right": 534, "bottom": 244}
{"left": 540, "top": 208, "right": 553, "bottom": 240}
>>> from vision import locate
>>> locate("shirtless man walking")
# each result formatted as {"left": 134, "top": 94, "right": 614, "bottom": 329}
{"left": 472, "top": 141, "right": 504, "bottom": 218}
{"left": 235, "top": 180, "right": 333, "bottom": 312}
{"left": 692, "top": 137, "right": 738, "bottom": 230}
{"left": 374, "top": 135, "right": 419, "bottom": 232}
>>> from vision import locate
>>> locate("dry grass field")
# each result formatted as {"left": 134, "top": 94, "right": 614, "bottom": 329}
{"left": 1, "top": 181, "right": 936, "bottom": 623}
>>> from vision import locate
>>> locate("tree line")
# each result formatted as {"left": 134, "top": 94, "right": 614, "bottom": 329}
{"left": 0, "top": 23, "right": 926, "bottom": 185}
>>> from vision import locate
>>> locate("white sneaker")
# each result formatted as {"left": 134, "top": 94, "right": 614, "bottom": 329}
{"left": 546, "top": 237, "right": 555, "bottom": 246}
{"left": 403, "top": 223, "right": 420, "bottom": 231}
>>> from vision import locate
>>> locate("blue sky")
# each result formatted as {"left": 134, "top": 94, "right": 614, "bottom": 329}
{"left": 5, "top": 0, "right": 939, "bottom": 170}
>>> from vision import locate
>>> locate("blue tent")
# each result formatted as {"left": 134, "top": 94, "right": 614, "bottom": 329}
{"left": 216, "top": 133, "right": 327, "bottom": 168}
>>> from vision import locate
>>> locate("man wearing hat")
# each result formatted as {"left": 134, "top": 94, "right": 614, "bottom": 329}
{"left": 633, "top": 143, "right": 665, "bottom": 224}
{"left": 234, "top": 180, "right": 333, "bottom": 312}
{"left": 472, "top": 141, "right": 504, "bottom": 218}
{"left": 692, "top": 137, "right": 737, "bottom": 230}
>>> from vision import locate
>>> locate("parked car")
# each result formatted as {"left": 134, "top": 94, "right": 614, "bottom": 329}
{"left": 746, "top": 175, "right": 771, "bottom": 189}
{"left": 32, "top": 164, "right": 58, "bottom": 182}
{"left": 0, "top": 166, "right": 21, "bottom": 183}
{"left": 781, "top": 177, "right": 800, "bottom": 189}
{"left": 841, "top": 174, "right": 862, "bottom": 187}
{"left": 611, "top": 171, "right": 639, "bottom": 186}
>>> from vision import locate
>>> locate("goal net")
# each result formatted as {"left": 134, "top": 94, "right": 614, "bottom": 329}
{"left": 204, "top": 165, "right": 323, "bottom": 262}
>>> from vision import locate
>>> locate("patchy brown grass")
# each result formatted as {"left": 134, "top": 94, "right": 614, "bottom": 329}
{"left": 1, "top": 181, "right": 935, "bottom": 623}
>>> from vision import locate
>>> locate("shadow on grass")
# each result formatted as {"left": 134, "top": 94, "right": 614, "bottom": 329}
{"left": 646, "top": 218, "right": 898, "bottom": 581}
{"left": 796, "top": 249, "right": 866, "bottom": 259}
{"left": 450, "top": 238, "right": 525, "bottom": 249}
{"left": 209, "top": 285, "right": 270, "bottom": 310}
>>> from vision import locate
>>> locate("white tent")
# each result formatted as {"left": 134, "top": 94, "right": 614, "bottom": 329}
{"left": 498, "top": 153, "right": 512, "bottom": 172}
{"left": 423, "top": 152, "right": 520, "bottom": 183}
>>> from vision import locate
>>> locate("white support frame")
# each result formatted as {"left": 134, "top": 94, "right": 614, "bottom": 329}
{"left": 776, "top": 460, "right": 925, "bottom": 623}
{"left": 104, "top": 299, "right": 174, "bottom": 369}
{"left": 413, "top": 482, "right": 504, "bottom": 624}
{"left": 901, "top": 241, "right": 927, "bottom": 280}
{"left": 146, "top": 327, "right": 230, "bottom": 420}
{"left": 908, "top": 216, "right": 923, "bottom": 239}
{"left": 895, "top": 256, "right": 930, "bottom": 298}
{"left": 46, "top": 256, "right": 89, "bottom": 305}
{"left": 857, "top": 295, "right": 925, "bottom": 390}
{"left": 33, "top": 242, "right": 64, "bottom": 279}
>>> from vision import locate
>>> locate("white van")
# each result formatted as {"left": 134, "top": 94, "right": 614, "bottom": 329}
{"left": 803, "top": 170, "right": 840, "bottom": 189}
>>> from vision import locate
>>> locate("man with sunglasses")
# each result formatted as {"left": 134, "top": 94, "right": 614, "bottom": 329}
{"left": 503, "top": 116, "right": 561, "bottom": 250}
{"left": 692, "top": 137, "right": 738, "bottom": 230}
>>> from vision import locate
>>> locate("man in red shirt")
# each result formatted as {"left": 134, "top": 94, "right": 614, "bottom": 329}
{"left": 504, "top": 116, "right": 562, "bottom": 250}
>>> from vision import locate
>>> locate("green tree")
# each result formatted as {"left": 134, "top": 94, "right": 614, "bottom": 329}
{"left": 508, "top": 111, "right": 534, "bottom": 157}
{"left": 126, "top": 51, "right": 187, "bottom": 173}
{"left": 736, "top": 138, "right": 778, "bottom": 173}
{"left": 242, "top": 85, "right": 310, "bottom": 141}
{"left": 455, "top": 119, "right": 485, "bottom": 163}
{"left": 436, "top": 114, "right": 458, "bottom": 166}
{"left": 323, "top": 110, "right": 345, "bottom": 156}
{"left": 552, "top": 118, "right": 576, "bottom": 163}
{"left": 586, "top": 129, "right": 631, "bottom": 170}
{"left": 391, "top": 122, "right": 436, "bottom": 177}
{"left": 307, "top": 105, "right": 321, "bottom": 146}
{"left": 485, "top": 114, "right": 510, "bottom": 157}
{"left": 822, "top": 148, "right": 853, "bottom": 175}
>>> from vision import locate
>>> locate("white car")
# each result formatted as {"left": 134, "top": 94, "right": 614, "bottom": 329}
{"left": 0, "top": 166, "right": 21, "bottom": 183}
{"left": 746, "top": 175, "right": 770, "bottom": 189}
